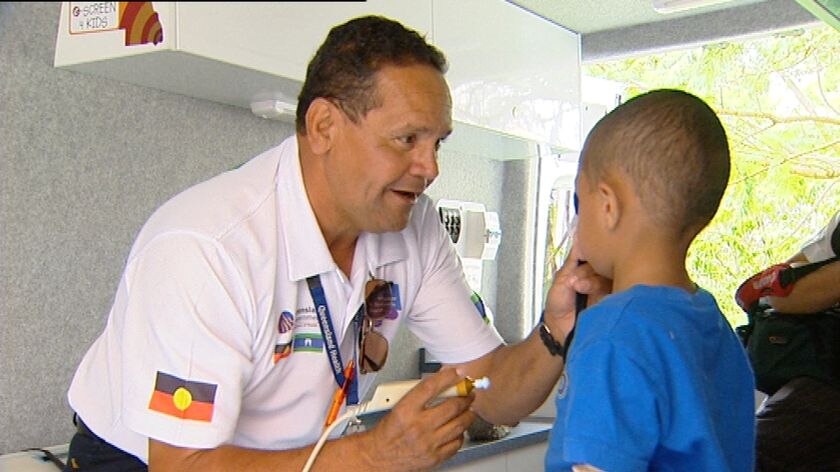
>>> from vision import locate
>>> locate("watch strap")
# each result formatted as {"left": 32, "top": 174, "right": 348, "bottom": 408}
{"left": 538, "top": 291, "right": 587, "bottom": 359}
{"left": 539, "top": 322, "right": 565, "bottom": 357}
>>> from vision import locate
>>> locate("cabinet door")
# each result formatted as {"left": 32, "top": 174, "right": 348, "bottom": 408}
{"left": 177, "top": 2, "right": 433, "bottom": 83}
{"left": 432, "top": 0, "right": 581, "bottom": 151}
{"left": 506, "top": 441, "right": 549, "bottom": 470}
{"left": 440, "top": 454, "right": 507, "bottom": 472}
{"left": 55, "top": 2, "right": 434, "bottom": 112}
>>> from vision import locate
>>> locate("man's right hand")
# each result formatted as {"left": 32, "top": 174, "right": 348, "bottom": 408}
{"left": 359, "top": 368, "right": 476, "bottom": 471}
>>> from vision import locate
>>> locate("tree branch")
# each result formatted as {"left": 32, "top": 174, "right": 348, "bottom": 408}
{"left": 730, "top": 140, "right": 840, "bottom": 185}
{"left": 718, "top": 110, "right": 840, "bottom": 126}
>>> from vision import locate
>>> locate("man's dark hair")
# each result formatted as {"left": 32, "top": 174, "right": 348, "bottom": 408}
{"left": 295, "top": 15, "right": 447, "bottom": 133}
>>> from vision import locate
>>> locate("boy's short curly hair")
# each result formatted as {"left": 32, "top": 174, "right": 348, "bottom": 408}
{"left": 580, "top": 89, "right": 731, "bottom": 237}
{"left": 295, "top": 15, "right": 448, "bottom": 134}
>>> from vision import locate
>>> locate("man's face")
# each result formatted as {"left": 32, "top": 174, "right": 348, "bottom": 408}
{"left": 325, "top": 63, "right": 452, "bottom": 234}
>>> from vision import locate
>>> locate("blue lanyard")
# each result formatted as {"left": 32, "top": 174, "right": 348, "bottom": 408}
{"left": 306, "top": 276, "right": 358, "bottom": 405}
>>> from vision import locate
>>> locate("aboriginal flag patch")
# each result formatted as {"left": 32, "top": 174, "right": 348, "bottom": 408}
{"left": 148, "top": 371, "right": 217, "bottom": 422}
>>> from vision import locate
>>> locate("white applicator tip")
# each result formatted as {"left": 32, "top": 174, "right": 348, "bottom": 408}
{"left": 473, "top": 376, "right": 491, "bottom": 390}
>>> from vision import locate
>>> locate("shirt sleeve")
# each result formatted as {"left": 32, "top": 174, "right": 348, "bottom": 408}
{"left": 551, "top": 339, "right": 660, "bottom": 472}
{"left": 402, "top": 201, "right": 503, "bottom": 364}
{"left": 801, "top": 211, "right": 840, "bottom": 262}
{"left": 120, "top": 232, "right": 254, "bottom": 449}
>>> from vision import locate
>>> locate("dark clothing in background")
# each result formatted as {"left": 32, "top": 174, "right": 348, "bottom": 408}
{"left": 62, "top": 415, "right": 147, "bottom": 472}
{"left": 755, "top": 376, "right": 840, "bottom": 472}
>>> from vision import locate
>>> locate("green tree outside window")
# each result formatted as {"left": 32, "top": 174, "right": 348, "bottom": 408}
{"left": 543, "top": 24, "right": 839, "bottom": 326}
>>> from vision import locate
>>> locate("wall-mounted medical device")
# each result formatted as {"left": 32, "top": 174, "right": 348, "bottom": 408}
{"left": 436, "top": 199, "right": 502, "bottom": 292}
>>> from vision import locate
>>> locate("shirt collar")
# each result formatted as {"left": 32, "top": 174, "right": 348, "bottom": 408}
{"left": 362, "top": 230, "right": 408, "bottom": 273}
{"left": 277, "top": 135, "right": 408, "bottom": 282}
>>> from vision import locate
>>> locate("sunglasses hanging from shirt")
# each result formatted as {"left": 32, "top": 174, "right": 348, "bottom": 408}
{"left": 306, "top": 274, "right": 397, "bottom": 406}
{"left": 359, "top": 277, "right": 396, "bottom": 374}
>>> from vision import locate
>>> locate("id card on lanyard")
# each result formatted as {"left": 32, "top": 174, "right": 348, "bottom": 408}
{"left": 306, "top": 275, "right": 359, "bottom": 405}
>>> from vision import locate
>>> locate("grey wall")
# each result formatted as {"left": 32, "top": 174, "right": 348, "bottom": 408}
{"left": 0, "top": 2, "right": 537, "bottom": 453}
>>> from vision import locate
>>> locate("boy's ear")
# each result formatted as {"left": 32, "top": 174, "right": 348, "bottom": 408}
{"left": 597, "top": 180, "right": 621, "bottom": 232}
{"left": 303, "top": 98, "right": 341, "bottom": 155}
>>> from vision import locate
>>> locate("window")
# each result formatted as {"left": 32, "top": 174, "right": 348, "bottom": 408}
{"left": 533, "top": 149, "right": 578, "bottom": 327}
{"left": 535, "top": 23, "right": 839, "bottom": 326}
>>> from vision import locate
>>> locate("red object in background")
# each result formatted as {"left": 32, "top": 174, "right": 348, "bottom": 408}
{"left": 735, "top": 263, "right": 796, "bottom": 312}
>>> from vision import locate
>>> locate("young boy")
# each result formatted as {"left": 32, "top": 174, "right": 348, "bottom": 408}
{"left": 545, "top": 89, "right": 756, "bottom": 471}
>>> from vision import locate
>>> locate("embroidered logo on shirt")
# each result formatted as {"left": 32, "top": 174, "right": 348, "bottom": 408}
{"left": 373, "top": 283, "right": 401, "bottom": 326}
{"left": 273, "top": 310, "right": 295, "bottom": 363}
{"left": 292, "top": 333, "right": 324, "bottom": 352}
{"left": 148, "top": 371, "right": 217, "bottom": 422}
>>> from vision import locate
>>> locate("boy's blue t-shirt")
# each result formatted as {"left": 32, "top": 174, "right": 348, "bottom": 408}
{"left": 545, "top": 285, "right": 755, "bottom": 472}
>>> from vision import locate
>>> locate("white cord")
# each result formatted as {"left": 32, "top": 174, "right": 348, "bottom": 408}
{"left": 300, "top": 380, "right": 421, "bottom": 472}
{"left": 301, "top": 405, "right": 364, "bottom": 472}
{"left": 300, "top": 380, "right": 414, "bottom": 472}
{"left": 300, "top": 377, "right": 490, "bottom": 471}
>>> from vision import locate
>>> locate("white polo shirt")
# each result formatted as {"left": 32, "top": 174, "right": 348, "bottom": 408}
{"left": 67, "top": 135, "right": 503, "bottom": 462}
{"left": 802, "top": 211, "right": 839, "bottom": 262}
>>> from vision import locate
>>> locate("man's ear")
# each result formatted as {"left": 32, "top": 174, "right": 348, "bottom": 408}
{"left": 303, "top": 98, "right": 341, "bottom": 155}
{"left": 597, "top": 180, "right": 621, "bottom": 232}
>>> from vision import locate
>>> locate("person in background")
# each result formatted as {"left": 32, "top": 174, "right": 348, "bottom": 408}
{"left": 736, "top": 210, "right": 840, "bottom": 471}
{"left": 62, "top": 15, "right": 608, "bottom": 471}
{"left": 544, "top": 89, "right": 756, "bottom": 471}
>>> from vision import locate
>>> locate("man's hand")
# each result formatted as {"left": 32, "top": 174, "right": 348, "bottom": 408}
{"left": 542, "top": 243, "right": 612, "bottom": 343}
{"left": 735, "top": 263, "right": 795, "bottom": 313}
{"left": 361, "top": 368, "right": 475, "bottom": 471}
{"left": 148, "top": 370, "right": 473, "bottom": 472}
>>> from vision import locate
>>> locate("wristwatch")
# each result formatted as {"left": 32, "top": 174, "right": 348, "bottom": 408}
{"left": 538, "top": 321, "right": 565, "bottom": 357}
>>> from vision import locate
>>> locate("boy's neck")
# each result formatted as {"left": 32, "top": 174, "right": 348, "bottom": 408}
{"left": 597, "top": 179, "right": 697, "bottom": 294}
{"left": 610, "top": 237, "right": 695, "bottom": 294}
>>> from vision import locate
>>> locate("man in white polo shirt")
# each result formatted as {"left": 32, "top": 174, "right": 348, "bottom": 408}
{"left": 743, "top": 210, "right": 840, "bottom": 470}
{"left": 64, "top": 15, "right": 606, "bottom": 471}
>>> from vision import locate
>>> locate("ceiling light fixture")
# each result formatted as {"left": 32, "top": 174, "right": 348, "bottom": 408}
{"left": 652, "top": 0, "right": 737, "bottom": 14}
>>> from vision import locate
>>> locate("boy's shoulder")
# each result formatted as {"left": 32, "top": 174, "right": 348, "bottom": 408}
{"left": 590, "top": 284, "right": 701, "bottom": 313}
{"left": 578, "top": 285, "right": 721, "bottom": 340}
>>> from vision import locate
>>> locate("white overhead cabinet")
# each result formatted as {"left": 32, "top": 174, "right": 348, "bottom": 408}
{"left": 432, "top": 0, "right": 581, "bottom": 152}
{"left": 54, "top": 2, "right": 432, "bottom": 115}
{"left": 55, "top": 1, "right": 580, "bottom": 151}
